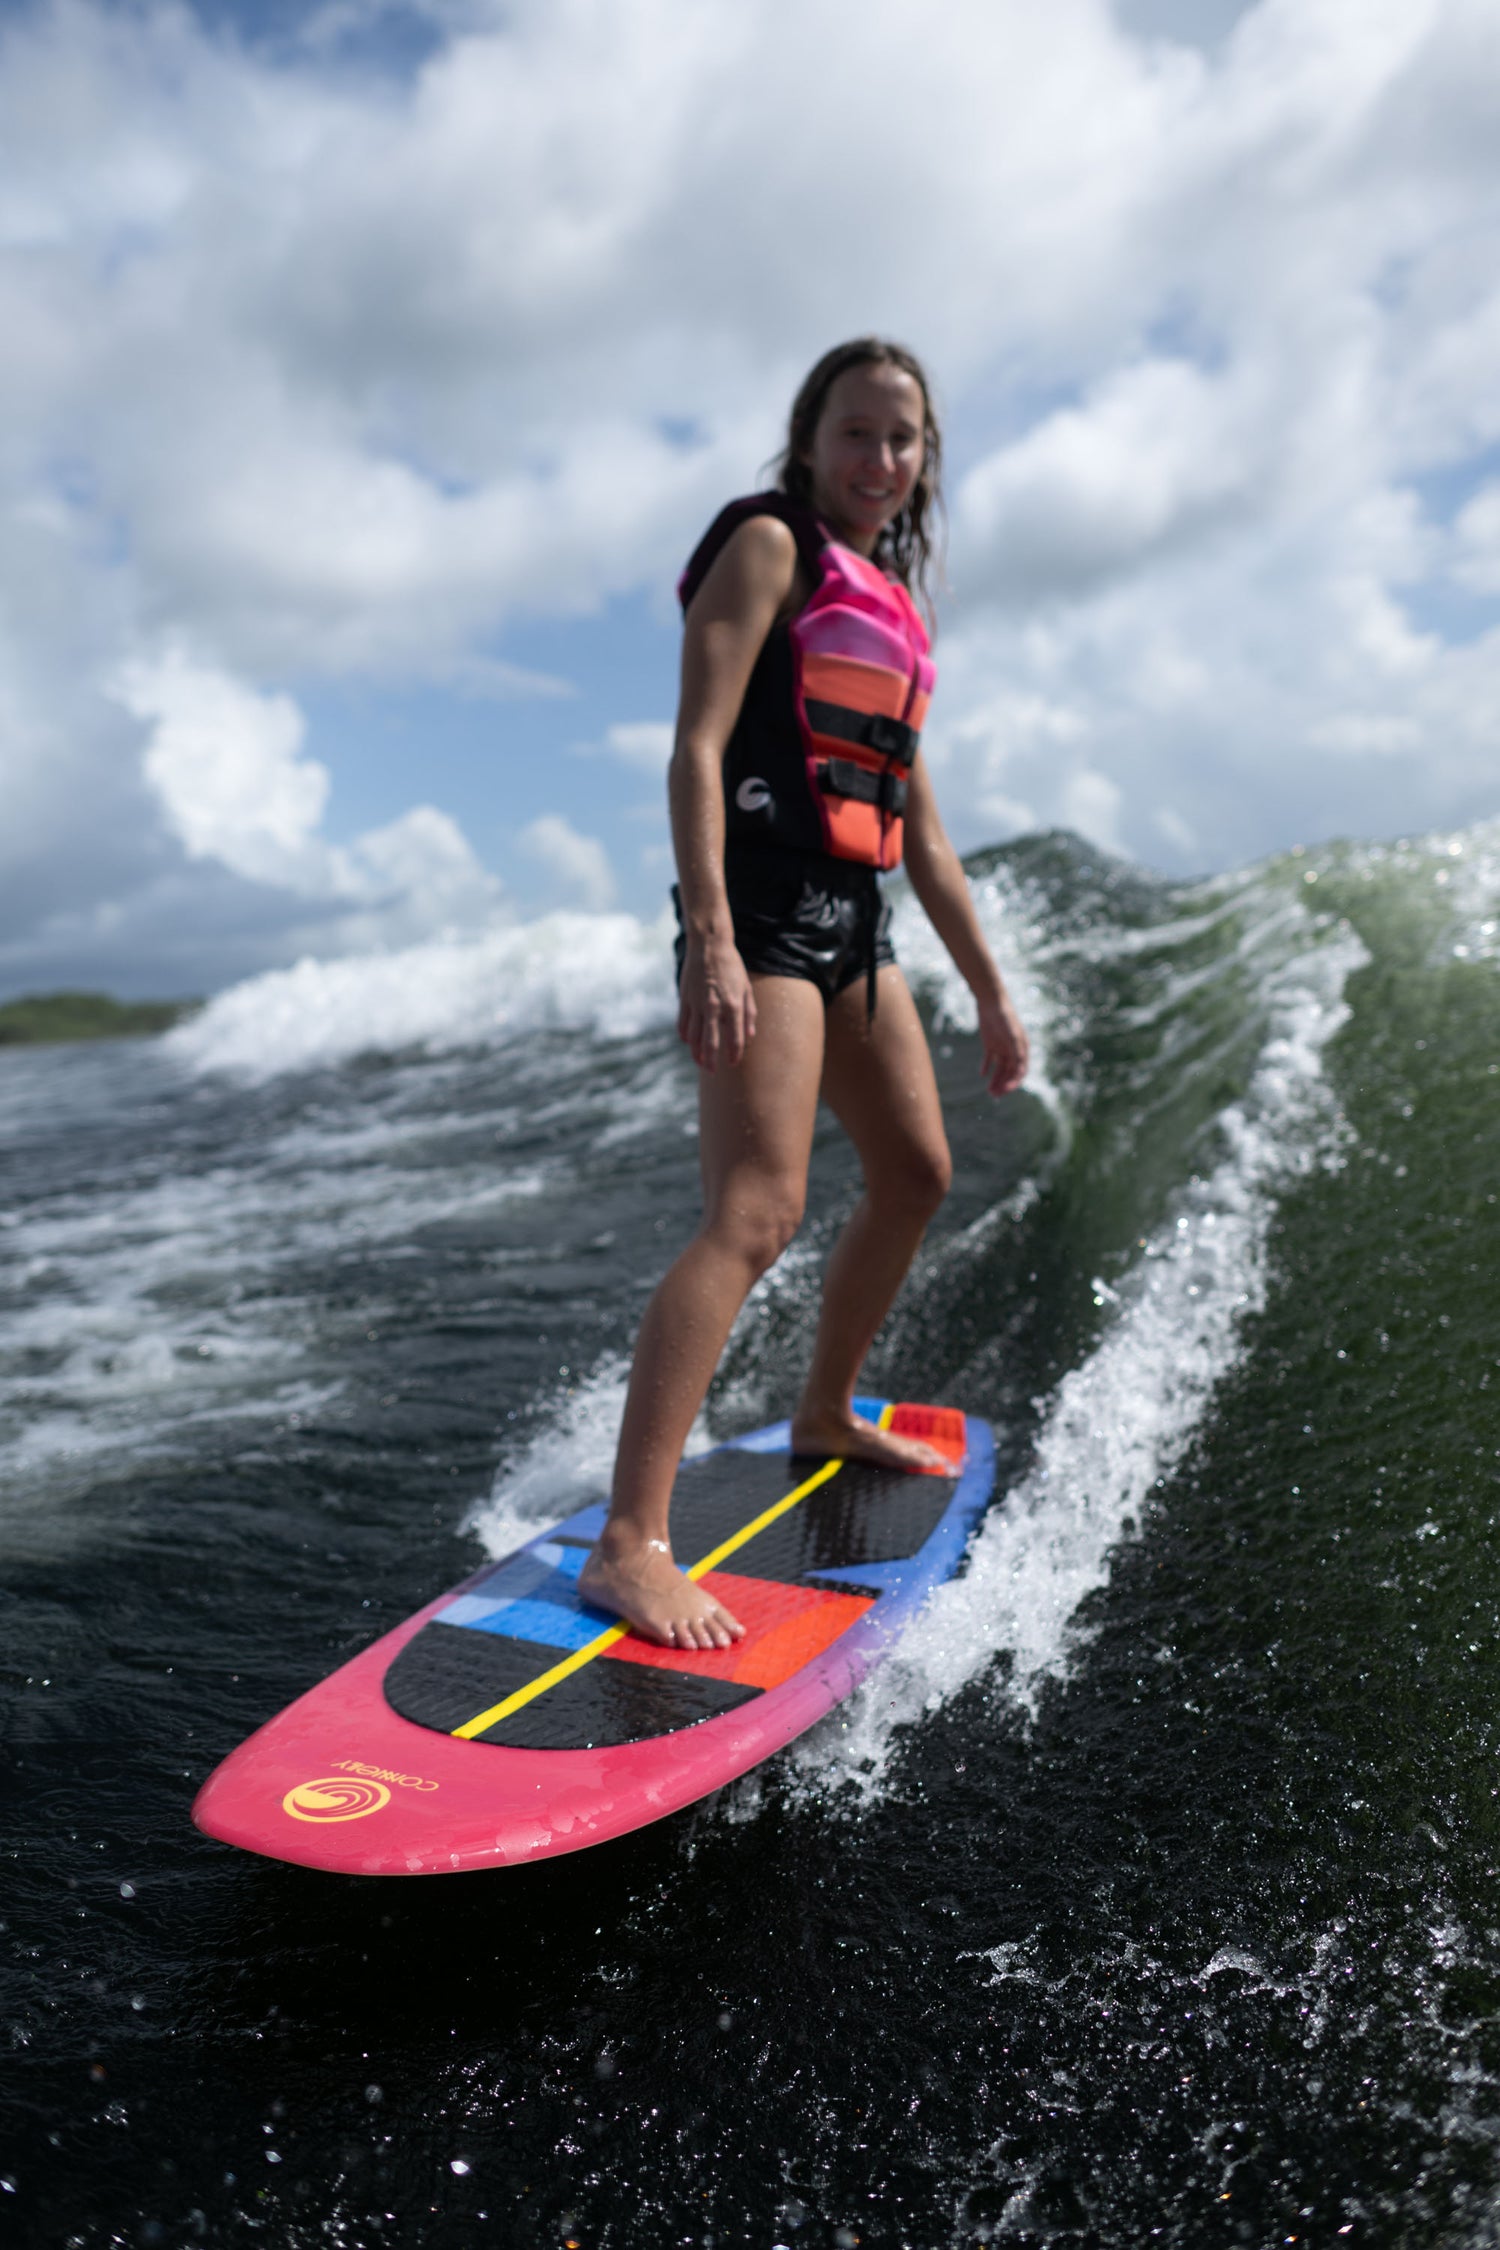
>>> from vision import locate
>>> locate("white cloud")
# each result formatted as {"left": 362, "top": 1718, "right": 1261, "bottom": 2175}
{"left": 520, "top": 813, "right": 616, "bottom": 910}
{"left": 1061, "top": 769, "right": 1128, "bottom": 858}
{"left": 100, "top": 650, "right": 507, "bottom": 973}
{"left": 1453, "top": 483, "right": 1500, "bottom": 593}
{"left": 118, "top": 650, "right": 330, "bottom": 888}
{"left": 336, "top": 806, "right": 506, "bottom": 945}
{"left": 599, "top": 721, "right": 673, "bottom": 771}
{"left": 0, "top": 0, "right": 1498, "bottom": 992}
{"left": 953, "top": 357, "right": 1264, "bottom": 604}
{"left": 1153, "top": 805, "right": 1199, "bottom": 854}
{"left": 1307, "top": 713, "right": 1424, "bottom": 758}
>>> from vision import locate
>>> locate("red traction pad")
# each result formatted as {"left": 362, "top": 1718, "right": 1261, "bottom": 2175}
{"left": 604, "top": 1570, "right": 873, "bottom": 1693}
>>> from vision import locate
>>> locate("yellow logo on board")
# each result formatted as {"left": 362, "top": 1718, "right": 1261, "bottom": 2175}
{"left": 282, "top": 1775, "right": 392, "bottom": 1823}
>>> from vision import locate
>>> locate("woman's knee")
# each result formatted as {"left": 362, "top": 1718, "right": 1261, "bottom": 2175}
{"left": 706, "top": 1178, "right": 806, "bottom": 1276}
{"left": 873, "top": 1136, "right": 952, "bottom": 1218}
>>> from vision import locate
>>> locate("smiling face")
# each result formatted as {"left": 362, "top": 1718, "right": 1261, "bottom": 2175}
{"left": 800, "top": 360, "right": 927, "bottom": 556}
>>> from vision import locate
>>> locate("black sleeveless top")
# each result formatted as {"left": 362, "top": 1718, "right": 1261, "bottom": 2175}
{"left": 679, "top": 494, "right": 830, "bottom": 858}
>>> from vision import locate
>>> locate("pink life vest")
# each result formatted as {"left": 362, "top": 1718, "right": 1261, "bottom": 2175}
{"left": 678, "top": 494, "right": 935, "bottom": 872}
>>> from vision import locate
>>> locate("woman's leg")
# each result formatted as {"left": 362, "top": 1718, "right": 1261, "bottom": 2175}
{"left": 790, "top": 965, "right": 953, "bottom": 1469}
{"left": 580, "top": 976, "right": 828, "bottom": 1647}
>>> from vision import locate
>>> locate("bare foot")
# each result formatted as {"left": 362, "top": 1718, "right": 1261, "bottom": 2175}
{"left": 579, "top": 1533, "right": 745, "bottom": 1650}
{"left": 789, "top": 1408, "right": 948, "bottom": 1474}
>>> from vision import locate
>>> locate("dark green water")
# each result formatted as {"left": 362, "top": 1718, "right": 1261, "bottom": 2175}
{"left": 1, "top": 823, "right": 1497, "bottom": 2248}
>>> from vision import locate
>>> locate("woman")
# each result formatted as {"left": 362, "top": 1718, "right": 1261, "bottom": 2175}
{"left": 580, "top": 339, "right": 1029, "bottom": 1651}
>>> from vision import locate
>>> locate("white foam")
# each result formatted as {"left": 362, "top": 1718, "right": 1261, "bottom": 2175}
{"left": 168, "top": 857, "right": 1058, "bottom": 1088}
{"left": 167, "top": 908, "right": 678, "bottom": 1081}
{"left": 0, "top": 1090, "right": 549, "bottom": 1500}
{"left": 1424, "top": 815, "right": 1500, "bottom": 966}
{"left": 786, "top": 911, "right": 1368, "bottom": 1810}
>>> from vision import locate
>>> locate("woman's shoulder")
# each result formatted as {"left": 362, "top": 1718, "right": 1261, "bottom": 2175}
{"left": 678, "top": 493, "right": 823, "bottom": 614}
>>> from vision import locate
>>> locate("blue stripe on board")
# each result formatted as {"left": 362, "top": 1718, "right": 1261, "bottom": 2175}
{"left": 551, "top": 1502, "right": 609, "bottom": 1540}
{"left": 436, "top": 1543, "right": 604, "bottom": 1651}
{"left": 462, "top": 1595, "right": 615, "bottom": 1651}
{"left": 727, "top": 1420, "right": 792, "bottom": 1455}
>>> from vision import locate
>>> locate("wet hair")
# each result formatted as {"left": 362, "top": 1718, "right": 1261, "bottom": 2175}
{"left": 774, "top": 337, "right": 945, "bottom": 617}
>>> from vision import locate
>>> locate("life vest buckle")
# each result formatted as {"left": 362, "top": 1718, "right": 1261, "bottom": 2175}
{"left": 815, "top": 758, "right": 909, "bottom": 816}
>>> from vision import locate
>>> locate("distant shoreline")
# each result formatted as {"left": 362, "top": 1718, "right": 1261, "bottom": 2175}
{"left": 0, "top": 990, "right": 202, "bottom": 1047}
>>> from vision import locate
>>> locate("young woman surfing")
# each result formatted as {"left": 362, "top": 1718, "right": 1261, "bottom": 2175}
{"left": 580, "top": 338, "right": 1029, "bottom": 1650}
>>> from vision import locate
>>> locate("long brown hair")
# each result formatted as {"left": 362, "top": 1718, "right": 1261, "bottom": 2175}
{"left": 773, "top": 337, "right": 945, "bottom": 619}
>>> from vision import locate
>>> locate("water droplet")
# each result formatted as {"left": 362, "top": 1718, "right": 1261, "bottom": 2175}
{"left": 450, "top": 2159, "right": 471, "bottom": 2176}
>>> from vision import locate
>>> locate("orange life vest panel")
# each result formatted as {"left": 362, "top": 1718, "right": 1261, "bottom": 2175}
{"left": 678, "top": 495, "right": 935, "bottom": 872}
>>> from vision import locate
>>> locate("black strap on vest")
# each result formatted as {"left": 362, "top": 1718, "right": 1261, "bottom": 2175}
{"left": 802, "top": 700, "right": 919, "bottom": 768}
{"left": 814, "top": 758, "right": 910, "bottom": 816}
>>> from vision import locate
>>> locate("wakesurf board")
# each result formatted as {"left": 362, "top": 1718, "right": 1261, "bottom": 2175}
{"left": 192, "top": 1398, "right": 994, "bottom": 1875}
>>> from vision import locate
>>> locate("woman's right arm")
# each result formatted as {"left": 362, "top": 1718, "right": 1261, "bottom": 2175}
{"left": 670, "top": 516, "right": 798, "bottom": 1071}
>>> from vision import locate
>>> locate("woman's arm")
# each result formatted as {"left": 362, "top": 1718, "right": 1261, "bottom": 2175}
{"left": 900, "top": 754, "right": 1030, "bottom": 1096}
{"left": 670, "top": 517, "right": 799, "bottom": 1071}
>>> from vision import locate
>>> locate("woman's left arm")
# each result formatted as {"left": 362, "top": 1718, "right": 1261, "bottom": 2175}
{"left": 901, "top": 753, "right": 1030, "bottom": 1096}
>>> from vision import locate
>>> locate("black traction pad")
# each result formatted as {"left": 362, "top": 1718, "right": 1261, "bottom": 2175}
{"left": 384, "top": 1622, "right": 560, "bottom": 1736}
{"left": 469, "top": 1656, "right": 760, "bottom": 1750}
{"left": 737, "top": 1457, "right": 953, "bottom": 1578}
{"left": 670, "top": 1451, "right": 955, "bottom": 1581}
{"left": 382, "top": 1619, "right": 760, "bottom": 1750}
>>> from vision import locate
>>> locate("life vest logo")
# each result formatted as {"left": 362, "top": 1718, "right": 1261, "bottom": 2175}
{"left": 736, "top": 777, "right": 773, "bottom": 814}
{"left": 282, "top": 1775, "right": 392, "bottom": 1823}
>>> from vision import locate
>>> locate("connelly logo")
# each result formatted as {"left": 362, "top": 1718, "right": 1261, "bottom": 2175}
{"left": 736, "top": 776, "right": 773, "bottom": 814}
{"left": 282, "top": 1776, "right": 392, "bottom": 1823}
{"left": 329, "top": 1758, "right": 437, "bottom": 1792}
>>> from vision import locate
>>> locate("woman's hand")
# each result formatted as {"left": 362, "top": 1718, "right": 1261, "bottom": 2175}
{"left": 678, "top": 933, "right": 758, "bottom": 1072}
{"left": 976, "top": 987, "right": 1029, "bottom": 1097}
{"left": 900, "top": 761, "right": 1030, "bottom": 1100}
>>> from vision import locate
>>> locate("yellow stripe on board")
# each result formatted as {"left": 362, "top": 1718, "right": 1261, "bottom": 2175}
{"left": 683, "top": 1454, "right": 843, "bottom": 1581}
{"left": 449, "top": 1449, "right": 853, "bottom": 1741}
{"left": 450, "top": 1620, "right": 630, "bottom": 1740}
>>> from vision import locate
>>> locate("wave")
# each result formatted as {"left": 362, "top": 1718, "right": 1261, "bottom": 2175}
{"left": 164, "top": 851, "right": 1066, "bottom": 1091}
{"left": 167, "top": 907, "right": 678, "bottom": 1080}
{"left": 787, "top": 900, "right": 1367, "bottom": 1805}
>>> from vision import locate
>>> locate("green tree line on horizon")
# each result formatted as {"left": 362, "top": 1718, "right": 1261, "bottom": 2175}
{"left": 0, "top": 990, "right": 201, "bottom": 1047}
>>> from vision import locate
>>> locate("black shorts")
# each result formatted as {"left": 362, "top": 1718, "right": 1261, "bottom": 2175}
{"left": 673, "top": 845, "right": 896, "bottom": 1009}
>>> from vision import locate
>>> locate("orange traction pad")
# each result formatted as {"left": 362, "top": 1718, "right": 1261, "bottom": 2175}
{"left": 604, "top": 1570, "right": 873, "bottom": 1692}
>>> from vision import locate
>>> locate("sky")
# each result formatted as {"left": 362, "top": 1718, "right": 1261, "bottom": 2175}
{"left": 2, "top": 0, "right": 1498, "bottom": 999}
